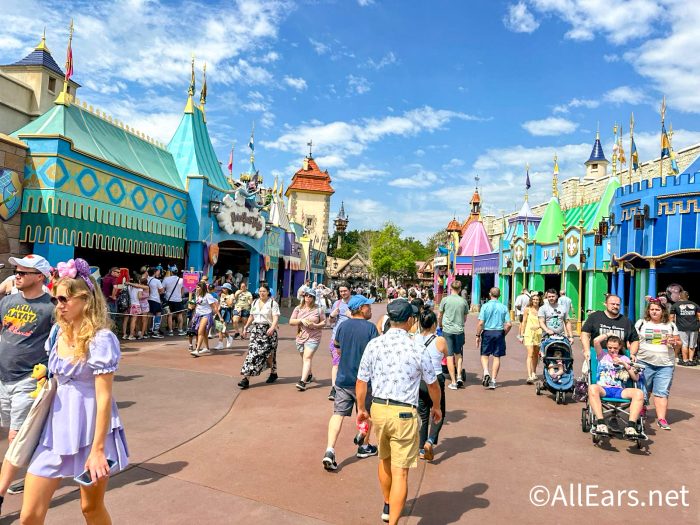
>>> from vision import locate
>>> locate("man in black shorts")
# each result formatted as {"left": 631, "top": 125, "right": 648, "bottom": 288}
{"left": 322, "top": 295, "right": 379, "bottom": 470}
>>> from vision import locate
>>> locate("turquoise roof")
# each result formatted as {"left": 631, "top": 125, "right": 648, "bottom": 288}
{"left": 168, "top": 104, "right": 229, "bottom": 190}
{"left": 564, "top": 201, "right": 597, "bottom": 230}
{"left": 13, "top": 103, "right": 183, "bottom": 190}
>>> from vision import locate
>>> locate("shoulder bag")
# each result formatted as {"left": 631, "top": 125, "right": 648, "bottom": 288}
{"left": 5, "top": 326, "right": 59, "bottom": 468}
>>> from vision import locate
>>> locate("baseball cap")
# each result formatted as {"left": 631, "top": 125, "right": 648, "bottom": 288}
{"left": 387, "top": 298, "right": 419, "bottom": 322}
{"left": 347, "top": 294, "right": 375, "bottom": 311}
{"left": 225, "top": 270, "right": 233, "bottom": 275}
{"left": 300, "top": 286, "right": 315, "bottom": 296}
{"left": 9, "top": 254, "right": 51, "bottom": 277}
{"left": 222, "top": 283, "right": 233, "bottom": 290}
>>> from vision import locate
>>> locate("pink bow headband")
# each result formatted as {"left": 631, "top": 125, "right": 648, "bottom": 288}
{"left": 56, "top": 258, "right": 94, "bottom": 291}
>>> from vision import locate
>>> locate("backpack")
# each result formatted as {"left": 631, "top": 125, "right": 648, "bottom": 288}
{"left": 117, "top": 285, "right": 130, "bottom": 313}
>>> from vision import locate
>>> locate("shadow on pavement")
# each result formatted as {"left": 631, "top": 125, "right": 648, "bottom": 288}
{"left": 444, "top": 409, "right": 467, "bottom": 424}
{"left": 114, "top": 374, "right": 144, "bottom": 382}
{"left": 430, "top": 435, "right": 486, "bottom": 465}
{"left": 117, "top": 400, "right": 136, "bottom": 410}
{"left": 407, "top": 482, "right": 490, "bottom": 524}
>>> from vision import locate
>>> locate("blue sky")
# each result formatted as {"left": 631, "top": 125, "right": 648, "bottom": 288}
{"left": 2, "top": 0, "right": 700, "bottom": 240}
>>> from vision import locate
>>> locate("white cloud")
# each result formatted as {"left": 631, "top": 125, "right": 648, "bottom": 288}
{"left": 283, "top": 75, "right": 308, "bottom": 91}
{"left": 263, "top": 106, "right": 484, "bottom": 168}
{"left": 522, "top": 117, "right": 578, "bottom": 136}
{"left": 309, "top": 38, "right": 329, "bottom": 55}
{"left": 503, "top": 2, "right": 539, "bottom": 33}
{"left": 335, "top": 164, "right": 389, "bottom": 181}
{"left": 364, "top": 51, "right": 398, "bottom": 70}
{"left": 415, "top": 149, "right": 425, "bottom": 157}
{"left": 553, "top": 98, "right": 600, "bottom": 114}
{"left": 603, "top": 86, "right": 647, "bottom": 105}
{"left": 443, "top": 158, "right": 465, "bottom": 170}
{"left": 347, "top": 75, "right": 371, "bottom": 95}
{"left": 357, "top": 0, "right": 374, "bottom": 5}
{"left": 630, "top": 2, "right": 700, "bottom": 112}
{"left": 389, "top": 168, "right": 439, "bottom": 189}
{"left": 259, "top": 50, "right": 280, "bottom": 63}
{"left": 603, "top": 53, "right": 619, "bottom": 63}
{"left": 528, "top": 0, "right": 663, "bottom": 45}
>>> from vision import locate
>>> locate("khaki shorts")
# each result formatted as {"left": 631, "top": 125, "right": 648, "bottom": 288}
{"left": 371, "top": 402, "right": 420, "bottom": 468}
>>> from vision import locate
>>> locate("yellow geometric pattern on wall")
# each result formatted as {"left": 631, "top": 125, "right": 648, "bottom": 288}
{"left": 24, "top": 155, "right": 187, "bottom": 222}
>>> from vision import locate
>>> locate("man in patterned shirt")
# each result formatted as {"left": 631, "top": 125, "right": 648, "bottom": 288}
{"left": 356, "top": 299, "right": 441, "bottom": 525}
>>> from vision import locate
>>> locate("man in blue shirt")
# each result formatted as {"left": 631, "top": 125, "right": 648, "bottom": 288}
{"left": 322, "top": 294, "right": 379, "bottom": 471}
{"left": 476, "top": 287, "right": 512, "bottom": 390}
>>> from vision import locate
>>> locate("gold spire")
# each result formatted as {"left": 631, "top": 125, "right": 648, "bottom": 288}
{"left": 199, "top": 62, "right": 207, "bottom": 121}
{"left": 35, "top": 28, "right": 50, "bottom": 52}
{"left": 54, "top": 19, "right": 74, "bottom": 106}
{"left": 612, "top": 122, "right": 618, "bottom": 177}
{"left": 184, "top": 53, "right": 195, "bottom": 114}
{"left": 552, "top": 153, "right": 559, "bottom": 198}
{"left": 272, "top": 176, "right": 278, "bottom": 194}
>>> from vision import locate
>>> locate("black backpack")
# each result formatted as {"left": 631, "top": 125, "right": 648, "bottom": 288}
{"left": 117, "top": 285, "right": 130, "bottom": 313}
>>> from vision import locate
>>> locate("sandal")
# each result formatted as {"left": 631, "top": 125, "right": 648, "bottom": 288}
{"left": 594, "top": 423, "right": 609, "bottom": 435}
{"left": 624, "top": 427, "right": 639, "bottom": 438}
{"left": 238, "top": 377, "right": 249, "bottom": 389}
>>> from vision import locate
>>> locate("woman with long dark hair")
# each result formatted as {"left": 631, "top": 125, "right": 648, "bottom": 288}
{"left": 20, "top": 258, "right": 128, "bottom": 524}
{"left": 239, "top": 284, "right": 280, "bottom": 389}
{"left": 415, "top": 308, "right": 448, "bottom": 461}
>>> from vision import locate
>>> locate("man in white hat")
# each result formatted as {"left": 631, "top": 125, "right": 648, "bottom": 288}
{"left": 0, "top": 254, "right": 54, "bottom": 504}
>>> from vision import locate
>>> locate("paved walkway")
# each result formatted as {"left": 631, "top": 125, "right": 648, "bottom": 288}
{"left": 1, "top": 312, "right": 699, "bottom": 523}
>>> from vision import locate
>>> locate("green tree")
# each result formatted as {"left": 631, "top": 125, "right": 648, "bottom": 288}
{"left": 370, "top": 222, "right": 418, "bottom": 280}
{"left": 425, "top": 229, "right": 449, "bottom": 255}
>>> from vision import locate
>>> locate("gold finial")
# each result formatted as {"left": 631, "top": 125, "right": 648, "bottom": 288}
{"left": 54, "top": 19, "right": 74, "bottom": 106}
{"left": 36, "top": 27, "right": 50, "bottom": 52}
{"left": 661, "top": 95, "right": 666, "bottom": 123}
{"left": 184, "top": 53, "right": 195, "bottom": 113}
{"left": 200, "top": 62, "right": 207, "bottom": 106}
{"left": 552, "top": 153, "right": 559, "bottom": 198}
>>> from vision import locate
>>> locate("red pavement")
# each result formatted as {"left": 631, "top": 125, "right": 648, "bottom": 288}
{"left": 1, "top": 310, "right": 699, "bottom": 524}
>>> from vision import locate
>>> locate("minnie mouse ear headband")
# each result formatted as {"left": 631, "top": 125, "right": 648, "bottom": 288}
{"left": 56, "top": 258, "right": 94, "bottom": 291}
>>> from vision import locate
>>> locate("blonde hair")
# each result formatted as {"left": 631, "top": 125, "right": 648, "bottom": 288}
{"left": 55, "top": 275, "right": 112, "bottom": 361}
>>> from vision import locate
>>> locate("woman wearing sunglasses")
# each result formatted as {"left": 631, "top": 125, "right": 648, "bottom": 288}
{"left": 20, "top": 258, "right": 128, "bottom": 524}
{"left": 633, "top": 299, "right": 680, "bottom": 431}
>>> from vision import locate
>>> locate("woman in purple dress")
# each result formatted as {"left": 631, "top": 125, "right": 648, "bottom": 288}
{"left": 20, "top": 258, "right": 128, "bottom": 524}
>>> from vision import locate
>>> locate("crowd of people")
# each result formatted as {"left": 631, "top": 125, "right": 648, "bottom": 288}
{"left": 0, "top": 253, "right": 694, "bottom": 523}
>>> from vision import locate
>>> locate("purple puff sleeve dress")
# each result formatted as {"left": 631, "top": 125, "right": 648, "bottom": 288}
{"left": 28, "top": 328, "right": 129, "bottom": 478}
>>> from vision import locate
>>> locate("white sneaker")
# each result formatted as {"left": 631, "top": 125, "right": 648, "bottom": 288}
{"left": 197, "top": 348, "right": 212, "bottom": 355}
{"left": 447, "top": 383, "right": 458, "bottom": 390}
{"left": 488, "top": 381, "right": 497, "bottom": 390}
{"left": 213, "top": 341, "right": 224, "bottom": 351}
{"left": 226, "top": 336, "right": 234, "bottom": 348}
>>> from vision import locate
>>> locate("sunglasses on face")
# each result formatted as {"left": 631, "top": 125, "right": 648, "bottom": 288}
{"left": 14, "top": 270, "right": 42, "bottom": 277}
{"left": 55, "top": 295, "right": 70, "bottom": 304}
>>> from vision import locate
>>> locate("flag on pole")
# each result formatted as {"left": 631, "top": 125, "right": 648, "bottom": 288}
{"left": 631, "top": 136, "right": 639, "bottom": 171}
{"left": 670, "top": 149, "right": 680, "bottom": 174}
{"left": 227, "top": 145, "right": 234, "bottom": 174}
{"left": 65, "top": 20, "right": 74, "bottom": 81}
{"left": 661, "top": 123, "right": 671, "bottom": 159}
{"left": 525, "top": 164, "right": 531, "bottom": 190}
{"left": 249, "top": 124, "right": 255, "bottom": 152}
{"left": 618, "top": 137, "right": 626, "bottom": 166}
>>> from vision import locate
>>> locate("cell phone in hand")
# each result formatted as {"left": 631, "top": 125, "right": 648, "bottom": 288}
{"left": 73, "top": 458, "right": 117, "bottom": 486}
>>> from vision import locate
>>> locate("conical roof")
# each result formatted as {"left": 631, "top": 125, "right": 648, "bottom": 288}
{"left": 168, "top": 104, "right": 228, "bottom": 190}
{"left": 458, "top": 220, "right": 492, "bottom": 256}
{"left": 8, "top": 45, "right": 64, "bottom": 77}
{"left": 446, "top": 217, "right": 462, "bottom": 232}
{"left": 586, "top": 134, "right": 607, "bottom": 164}
{"left": 534, "top": 196, "right": 566, "bottom": 244}
{"left": 589, "top": 176, "right": 620, "bottom": 229}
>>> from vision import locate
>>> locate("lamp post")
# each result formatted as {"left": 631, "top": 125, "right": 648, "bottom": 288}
{"left": 577, "top": 218, "right": 584, "bottom": 333}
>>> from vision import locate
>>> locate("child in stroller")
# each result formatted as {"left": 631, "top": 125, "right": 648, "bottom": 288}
{"left": 588, "top": 333, "right": 644, "bottom": 438}
{"left": 547, "top": 350, "right": 566, "bottom": 382}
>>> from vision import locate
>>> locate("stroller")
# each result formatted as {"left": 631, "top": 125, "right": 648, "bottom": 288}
{"left": 580, "top": 349, "right": 648, "bottom": 449}
{"left": 535, "top": 335, "right": 575, "bottom": 404}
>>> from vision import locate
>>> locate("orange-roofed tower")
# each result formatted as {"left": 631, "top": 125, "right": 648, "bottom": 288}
{"left": 285, "top": 144, "right": 335, "bottom": 253}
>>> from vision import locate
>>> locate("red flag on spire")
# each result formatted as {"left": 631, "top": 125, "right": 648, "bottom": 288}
{"left": 227, "top": 145, "right": 234, "bottom": 174}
